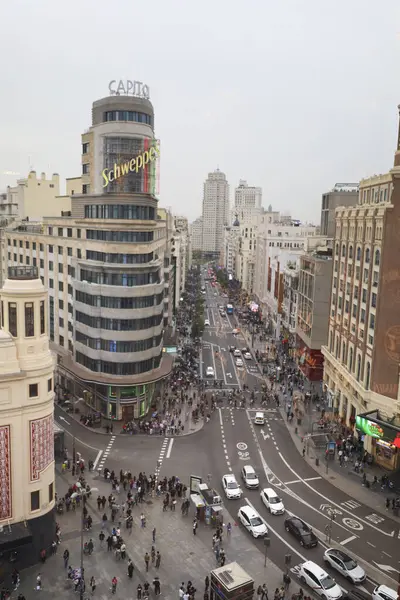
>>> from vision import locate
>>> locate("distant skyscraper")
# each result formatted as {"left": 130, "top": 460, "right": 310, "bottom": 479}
{"left": 234, "top": 180, "right": 262, "bottom": 210}
{"left": 201, "top": 170, "right": 230, "bottom": 254}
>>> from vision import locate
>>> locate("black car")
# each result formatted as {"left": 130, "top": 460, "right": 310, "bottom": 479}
{"left": 284, "top": 517, "right": 318, "bottom": 548}
{"left": 229, "top": 346, "right": 236, "bottom": 352}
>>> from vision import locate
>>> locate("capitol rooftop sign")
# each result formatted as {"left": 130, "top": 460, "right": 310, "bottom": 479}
{"left": 108, "top": 80, "right": 150, "bottom": 99}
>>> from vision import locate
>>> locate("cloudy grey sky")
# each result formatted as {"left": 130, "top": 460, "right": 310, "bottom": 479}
{"left": 1, "top": 0, "right": 400, "bottom": 223}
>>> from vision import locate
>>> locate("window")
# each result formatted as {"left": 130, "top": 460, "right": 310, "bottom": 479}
{"left": 59, "top": 281, "right": 64, "bottom": 292}
{"left": 349, "top": 245, "right": 353, "bottom": 259}
{"left": 19, "top": 240, "right": 23, "bottom": 248}
{"left": 8, "top": 303, "right": 17, "bottom": 336}
{"left": 49, "top": 261, "right": 53, "bottom": 271}
{"left": 49, "top": 483, "right": 54, "bottom": 502}
{"left": 82, "top": 163, "right": 89, "bottom": 174}
{"left": 342, "top": 244, "right": 346, "bottom": 257}
{"left": 352, "top": 304, "right": 357, "bottom": 318}
{"left": 59, "top": 317, "right": 64, "bottom": 328}
{"left": 13, "top": 240, "right": 16, "bottom": 247}
{"left": 58, "top": 263, "right": 63, "bottom": 273}
{"left": 356, "top": 247, "right": 361, "bottom": 261}
{"left": 59, "top": 335, "right": 64, "bottom": 347}
{"left": 361, "top": 309, "right": 365, "bottom": 323}
{"left": 58, "top": 228, "right": 63, "bottom": 237}
{"left": 371, "top": 293, "right": 377, "bottom": 308}
{"left": 48, "top": 227, "right": 53, "bottom": 236}
{"left": 40, "top": 259, "right": 44, "bottom": 268}
{"left": 82, "top": 184, "right": 89, "bottom": 194}
{"left": 356, "top": 355, "right": 361, "bottom": 381}
{"left": 362, "top": 289, "right": 367, "bottom": 303}
{"left": 29, "top": 383, "right": 38, "bottom": 398}
{"left": 84, "top": 204, "right": 156, "bottom": 220}
{"left": 363, "top": 269, "right": 369, "bottom": 283}
{"left": 335, "top": 244, "right": 339, "bottom": 256}
{"left": 59, "top": 299, "right": 64, "bottom": 310}
{"left": 67, "top": 247, "right": 72, "bottom": 256}
{"left": 67, "top": 229, "right": 72, "bottom": 238}
{"left": 349, "top": 347, "right": 353, "bottom": 371}
{"left": 77, "top": 229, "right": 81, "bottom": 239}
{"left": 345, "top": 300, "right": 349, "bottom": 313}
{"left": 25, "top": 302, "right": 35, "bottom": 337}
{"left": 58, "top": 246, "right": 63, "bottom": 255}
{"left": 25, "top": 241, "right": 29, "bottom": 249}
{"left": 365, "top": 362, "right": 371, "bottom": 390}
{"left": 82, "top": 142, "right": 89, "bottom": 154}
{"left": 31, "top": 491, "right": 40, "bottom": 511}
{"left": 49, "top": 278, "right": 54, "bottom": 288}
{"left": 48, "top": 244, "right": 53, "bottom": 253}
{"left": 48, "top": 378, "right": 52, "bottom": 392}
{"left": 369, "top": 314, "right": 375, "bottom": 330}
{"left": 365, "top": 248, "right": 370, "bottom": 263}
{"left": 374, "top": 249, "right": 380, "bottom": 266}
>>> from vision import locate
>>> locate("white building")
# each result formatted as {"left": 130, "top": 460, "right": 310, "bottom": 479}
{"left": 222, "top": 216, "right": 240, "bottom": 275}
{"left": 190, "top": 217, "right": 203, "bottom": 252}
{"left": 172, "top": 216, "right": 190, "bottom": 306}
{"left": 282, "top": 260, "right": 300, "bottom": 334}
{"left": 0, "top": 266, "right": 55, "bottom": 565}
{"left": 201, "top": 170, "right": 230, "bottom": 255}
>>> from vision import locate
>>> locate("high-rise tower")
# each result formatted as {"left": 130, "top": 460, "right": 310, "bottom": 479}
{"left": 201, "top": 170, "right": 230, "bottom": 256}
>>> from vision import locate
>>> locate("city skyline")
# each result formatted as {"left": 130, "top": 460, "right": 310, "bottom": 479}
{"left": 1, "top": 0, "right": 400, "bottom": 224}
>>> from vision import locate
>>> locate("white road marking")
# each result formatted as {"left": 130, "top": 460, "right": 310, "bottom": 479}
{"left": 166, "top": 438, "right": 174, "bottom": 459}
{"left": 339, "top": 535, "right": 357, "bottom": 545}
{"left": 304, "top": 476, "right": 322, "bottom": 482}
{"left": 219, "top": 408, "right": 223, "bottom": 425}
{"left": 284, "top": 479, "right": 301, "bottom": 485}
{"left": 382, "top": 551, "right": 392, "bottom": 558}
{"left": 93, "top": 450, "right": 103, "bottom": 469}
{"left": 58, "top": 416, "right": 70, "bottom": 425}
{"left": 367, "top": 542, "right": 376, "bottom": 547}
{"left": 278, "top": 452, "right": 393, "bottom": 537}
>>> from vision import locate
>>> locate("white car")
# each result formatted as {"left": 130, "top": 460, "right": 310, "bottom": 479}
{"left": 241, "top": 465, "right": 259, "bottom": 489}
{"left": 206, "top": 366, "right": 214, "bottom": 377}
{"left": 254, "top": 412, "right": 265, "bottom": 425}
{"left": 323, "top": 549, "right": 366, "bottom": 584}
{"left": 233, "top": 349, "right": 241, "bottom": 357}
{"left": 243, "top": 352, "right": 252, "bottom": 360}
{"left": 237, "top": 505, "right": 267, "bottom": 538}
{"left": 236, "top": 358, "right": 244, "bottom": 367}
{"left": 372, "top": 586, "right": 397, "bottom": 600}
{"left": 204, "top": 319, "right": 210, "bottom": 326}
{"left": 222, "top": 474, "right": 242, "bottom": 499}
{"left": 299, "top": 561, "right": 342, "bottom": 600}
{"left": 232, "top": 329, "right": 239, "bottom": 335}
{"left": 260, "top": 488, "right": 285, "bottom": 515}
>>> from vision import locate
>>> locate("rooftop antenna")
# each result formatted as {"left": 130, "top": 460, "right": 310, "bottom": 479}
{"left": 28, "top": 155, "right": 34, "bottom": 171}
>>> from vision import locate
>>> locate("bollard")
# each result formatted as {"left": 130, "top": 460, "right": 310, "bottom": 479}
{"left": 315, "top": 457, "right": 320, "bottom": 467}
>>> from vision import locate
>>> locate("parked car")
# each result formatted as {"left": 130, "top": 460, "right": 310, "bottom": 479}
{"left": 298, "top": 561, "right": 342, "bottom": 600}
{"left": 233, "top": 349, "right": 241, "bottom": 357}
{"left": 204, "top": 319, "right": 210, "bottom": 326}
{"left": 222, "top": 474, "right": 242, "bottom": 499}
{"left": 372, "top": 586, "right": 397, "bottom": 600}
{"left": 241, "top": 465, "right": 259, "bottom": 489}
{"left": 237, "top": 505, "right": 267, "bottom": 538}
{"left": 260, "top": 488, "right": 285, "bottom": 515}
{"left": 323, "top": 549, "right": 366, "bottom": 584}
{"left": 284, "top": 516, "right": 318, "bottom": 548}
{"left": 243, "top": 352, "right": 252, "bottom": 360}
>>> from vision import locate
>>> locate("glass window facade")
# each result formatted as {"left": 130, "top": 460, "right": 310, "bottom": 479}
{"left": 8, "top": 303, "right": 17, "bottom": 336}
{"left": 86, "top": 229, "right": 154, "bottom": 242}
{"left": 86, "top": 251, "right": 154, "bottom": 264}
{"left": 84, "top": 204, "right": 155, "bottom": 220}
{"left": 76, "top": 331, "right": 162, "bottom": 353}
{"left": 102, "top": 136, "right": 157, "bottom": 195}
{"left": 75, "top": 291, "right": 163, "bottom": 309}
{"left": 76, "top": 351, "right": 161, "bottom": 375}
{"left": 80, "top": 269, "right": 160, "bottom": 287}
{"left": 25, "top": 302, "right": 35, "bottom": 337}
{"left": 75, "top": 311, "right": 162, "bottom": 331}
{"left": 104, "top": 111, "right": 152, "bottom": 126}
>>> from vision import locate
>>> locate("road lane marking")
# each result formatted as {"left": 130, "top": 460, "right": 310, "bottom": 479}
{"left": 57, "top": 422, "right": 103, "bottom": 452}
{"left": 166, "top": 438, "right": 174, "bottom": 458}
{"left": 367, "top": 542, "right": 376, "bottom": 547}
{"left": 284, "top": 479, "right": 301, "bottom": 485}
{"left": 304, "top": 476, "right": 322, "bottom": 482}
{"left": 340, "top": 535, "right": 357, "bottom": 545}
{"left": 382, "top": 551, "right": 392, "bottom": 558}
{"left": 278, "top": 451, "right": 394, "bottom": 537}
{"left": 93, "top": 450, "right": 103, "bottom": 470}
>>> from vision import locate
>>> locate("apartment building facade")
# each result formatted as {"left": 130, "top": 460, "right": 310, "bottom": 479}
{"left": 201, "top": 170, "right": 230, "bottom": 256}
{"left": 190, "top": 217, "right": 203, "bottom": 252}
{"left": 320, "top": 183, "right": 359, "bottom": 237}
{"left": 282, "top": 261, "right": 300, "bottom": 335}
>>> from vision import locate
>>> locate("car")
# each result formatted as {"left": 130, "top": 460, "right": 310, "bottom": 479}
{"left": 241, "top": 465, "right": 259, "bottom": 489}
{"left": 298, "top": 561, "right": 342, "bottom": 600}
{"left": 237, "top": 505, "right": 267, "bottom": 538}
{"left": 229, "top": 346, "right": 236, "bottom": 352}
{"left": 233, "top": 349, "right": 241, "bottom": 357}
{"left": 204, "top": 319, "right": 210, "bottom": 326}
{"left": 243, "top": 352, "right": 252, "bottom": 360}
{"left": 261, "top": 488, "right": 285, "bottom": 515}
{"left": 241, "top": 347, "right": 249, "bottom": 353}
{"left": 343, "top": 590, "right": 370, "bottom": 600}
{"left": 222, "top": 474, "right": 242, "bottom": 499}
{"left": 323, "top": 549, "right": 366, "bottom": 584}
{"left": 232, "top": 328, "right": 239, "bottom": 335}
{"left": 206, "top": 366, "right": 215, "bottom": 377}
{"left": 284, "top": 516, "right": 318, "bottom": 548}
{"left": 372, "top": 586, "right": 397, "bottom": 600}
{"left": 254, "top": 412, "right": 265, "bottom": 425}
{"left": 236, "top": 358, "right": 244, "bottom": 367}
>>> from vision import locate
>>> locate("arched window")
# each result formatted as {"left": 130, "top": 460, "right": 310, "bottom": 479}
{"left": 335, "top": 243, "right": 339, "bottom": 256}
{"left": 349, "top": 245, "right": 353, "bottom": 259}
{"left": 365, "top": 362, "right": 371, "bottom": 390}
{"left": 365, "top": 248, "right": 370, "bottom": 263}
{"left": 375, "top": 249, "right": 380, "bottom": 266}
{"left": 335, "top": 336, "right": 340, "bottom": 359}
{"left": 342, "top": 342, "right": 346, "bottom": 363}
{"left": 329, "top": 331, "right": 333, "bottom": 352}
{"left": 357, "top": 355, "right": 361, "bottom": 381}
{"left": 356, "top": 247, "right": 361, "bottom": 261}
{"left": 342, "top": 244, "right": 346, "bottom": 257}
{"left": 349, "top": 347, "right": 353, "bottom": 371}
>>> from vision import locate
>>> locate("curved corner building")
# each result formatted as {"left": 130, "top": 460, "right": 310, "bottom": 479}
{"left": 4, "top": 93, "right": 173, "bottom": 421}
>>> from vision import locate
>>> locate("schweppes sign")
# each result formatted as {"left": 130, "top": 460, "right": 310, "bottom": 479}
{"left": 102, "top": 141, "right": 160, "bottom": 188}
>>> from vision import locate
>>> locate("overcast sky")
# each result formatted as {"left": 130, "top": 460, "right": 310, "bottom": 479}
{"left": 1, "top": 0, "right": 400, "bottom": 224}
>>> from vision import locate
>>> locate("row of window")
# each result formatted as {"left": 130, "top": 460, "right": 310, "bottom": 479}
{"left": 76, "top": 331, "right": 162, "bottom": 353}
{"left": 31, "top": 483, "right": 54, "bottom": 512}
{"left": 76, "top": 351, "right": 161, "bottom": 375}
{"left": 75, "top": 291, "right": 164, "bottom": 309}
{"left": 329, "top": 335, "right": 371, "bottom": 389}
{"left": 86, "top": 250, "right": 154, "bottom": 264}
{"left": 86, "top": 230, "right": 154, "bottom": 243}
{"left": 3, "top": 301, "right": 46, "bottom": 338}
{"left": 29, "top": 378, "right": 53, "bottom": 398}
{"left": 335, "top": 244, "right": 381, "bottom": 266}
{"left": 104, "top": 111, "right": 152, "bottom": 125}
{"left": 84, "top": 205, "right": 155, "bottom": 220}
{"left": 75, "top": 311, "right": 163, "bottom": 331}
{"left": 80, "top": 269, "right": 160, "bottom": 287}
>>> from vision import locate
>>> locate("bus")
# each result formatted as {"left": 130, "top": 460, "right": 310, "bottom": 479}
{"left": 226, "top": 304, "right": 233, "bottom": 314}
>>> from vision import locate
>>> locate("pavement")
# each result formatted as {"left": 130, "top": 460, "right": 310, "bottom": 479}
{"left": 14, "top": 468, "right": 288, "bottom": 600}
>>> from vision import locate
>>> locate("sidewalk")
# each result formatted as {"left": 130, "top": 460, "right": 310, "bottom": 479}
{"left": 13, "top": 469, "right": 295, "bottom": 600}
{"left": 279, "top": 403, "right": 400, "bottom": 524}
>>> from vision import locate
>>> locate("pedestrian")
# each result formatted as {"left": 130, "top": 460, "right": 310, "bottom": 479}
{"left": 193, "top": 519, "right": 198, "bottom": 535}
{"left": 151, "top": 546, "right": 156, "bottom": 564}
{"left": 40, "top": 548, "right": 46, "bottom": 563}
{"left": 302, "top": 447, "right": 305, "bottom": 458}
{"left": 257, "top": 585, "right": 263, "bottom": 600}
{"left": 152, "top": 527, "right": 156, "bottom": 543}
{"left": 156, "top": 551, "right": 161, "bottom": 568}
{"left": 386, "top": 498, "right": 390, "bottom": 510}
{"left": 63, "top": 548, "right": 69, "bottom": 568}
{"left": 141, "top": 513, "right": 146, "bottom": 528}
{"left": 36, "top": 574, "right": 42, "bottom": 591}
{"left": 144, "top": 552, "right": 150, "bottom": 571}
{"left": 179, "top": 584, "right": 185, "bottom": 599}
{"left": 205, "top": 576, "right": 209, "bottom": 591}
{"left": 107, "top": 535, "right": 113, "bottom": 551}
{"left": 226, "top": 522, "right": 232, "bottom": 535}
{"left": 99, "top": 531, "right": 105, "bottom": 547}
{"left": 90, "top": 576, "right": 96, "bottom": 595}
{"left": 128, "top": 559, "right": 134, "bottom": 578}
{"left": 137, "top": 584, "right": 142, "bottom": 600}
{"left": 111, "top": 576, "right": 118, "bottom": 594}
{"left": 262, "top": 583, "right": 269, "bottom": 600}
{"left": 88, "top": 539, "right": 94, "bottom": 555}
{"left": 153, "top": 577, "right": 161, "bottom": 596}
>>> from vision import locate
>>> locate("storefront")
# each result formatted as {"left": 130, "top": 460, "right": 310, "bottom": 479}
{"left": 356, "top": 411, "right": 400, "bottom": 471}
{"left": 295, "top": 335, "right": 324, "bottom": 382}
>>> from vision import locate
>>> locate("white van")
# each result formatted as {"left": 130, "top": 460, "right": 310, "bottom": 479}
{"left": 254, "top": 412, "right": 265, "bottom": 425}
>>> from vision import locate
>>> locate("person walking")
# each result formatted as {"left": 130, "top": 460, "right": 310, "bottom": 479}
{"left": 153, "top": 577, "right": 161, "bottom": 596}
{"left": 151, "top": 546, "right": 156, "bottom": 564}
{"left": 111, "top": 576, "right": 118, "bottom": 594}
{"left": 155, "top": 551, "right": 161, "bottom": 569}
{"left": 99, "top": 531, "right": 105, "bottom": 547}
{"left": 261, "top": 583, "right": 269, "bottom": 600}
{"left": 90, "top": 576, "right": 96, "bottom": 595}
{"left": 152, "top": 527, "right": 156, "bottom": 543}
{"left": 36, "top": 574, "right": 42, "bottom": 591}
{"left": 193, "top": 519, "right": 198, "bottom": 535}
{"left": 137, "top": 584, "right": 142, "bottom": 599}
{"left": 63, "top": 548, "right": 69, "bottom": 569}
{"left": 128, "top": 559, "right": 134, "bottom": 579}
{"left": 144, "top": 552, "right": 150, "bottom": 572}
